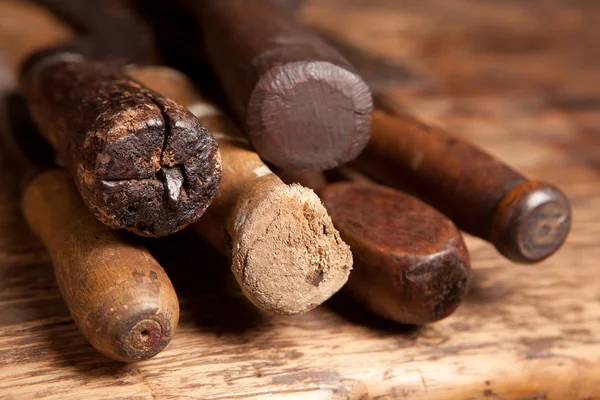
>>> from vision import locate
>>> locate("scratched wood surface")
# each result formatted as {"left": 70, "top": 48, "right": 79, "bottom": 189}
{"left": 1, "top": 0, "right": 600, "bottom": 399}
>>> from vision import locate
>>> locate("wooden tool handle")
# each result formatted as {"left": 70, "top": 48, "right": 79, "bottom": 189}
{"left": 356, "top": 110, "right": 571, "bottom": 263}
{"left": 22, "top": 170, "right": 179, "bottom": 362}
{"left": 128, "top": 66, "right": 353, "bottom": 315}
{"left": 278, "top": 169, "right": 470, "bottom": 324}
{"left": 321, "top": 182, "right": 470, "bottom": 325}
{"left": 22, "top": 55, "right": 221, "bottom": 237}
{"left": 195, "top": 0, "right": 373, "bottom": 170}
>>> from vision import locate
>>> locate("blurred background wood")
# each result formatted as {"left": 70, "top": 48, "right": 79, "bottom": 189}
{"left": 1, "top": 0, "right": 600, "bottom": 398}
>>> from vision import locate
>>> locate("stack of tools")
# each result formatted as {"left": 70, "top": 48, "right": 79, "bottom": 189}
{"left": 0, "top": 0, "right": 571, "bottom": 362}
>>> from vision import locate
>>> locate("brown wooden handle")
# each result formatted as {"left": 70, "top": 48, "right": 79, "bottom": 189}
{"left": 278, "top": 169, "right": 470, "bottom": 324}
{"left": 22, "top": 55, "right": 221, "bottom": 237}
{"left": 195, "top": 0, "right": 373, "bottom": 170}
{"left": 321, "top": 182, "right": 471, "bottom": 325}
{"left": 355, "top": 110, "right": 571, "bottom": 263}
{"left": 22, "top": 170, "right": 179, "bottom": 362}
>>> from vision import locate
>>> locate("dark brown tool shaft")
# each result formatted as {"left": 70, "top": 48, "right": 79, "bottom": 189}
{"left": 22, "top": 55, "right": 221, "bottom": 236}
{"left": 278, "top": 169, "right": 471, "bottom": 325}
{"left": 354, "top": 108, "right": 571, "bottom": 263}
{"left": 193, "top": 0, "right": 373, "bottom": 170}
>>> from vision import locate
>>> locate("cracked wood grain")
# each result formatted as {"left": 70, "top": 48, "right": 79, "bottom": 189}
{"left": 22, "top": 56, "right": 221, "bottom": 236}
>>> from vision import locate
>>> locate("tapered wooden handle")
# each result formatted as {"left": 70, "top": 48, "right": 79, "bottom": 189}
{"left": 272, "top": 0, "right": 306, "bottom": 11}
{"left": 196, "top": 0, "right": 372, "bottom": 170}
{"left": 22, "top": 170, "right": 179, "bottom": 362}
{"left": 356, "top": 110, "right": 571, "bottom": 263}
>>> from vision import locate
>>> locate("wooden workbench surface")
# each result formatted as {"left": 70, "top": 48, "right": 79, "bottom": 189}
{"left": 1, "top": 0, "right": 600, "bottom": 398}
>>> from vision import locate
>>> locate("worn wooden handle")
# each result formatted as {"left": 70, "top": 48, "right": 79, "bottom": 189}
{"left": 127, "top": 66, "right": 353, "bottom": 315}
{"left": 322, "top": 182, "right": 470, "bottom": 325}
{"left": 13, "top": 0, "right": 219, "bottom": 238}
{"left": 355, "top": 110, "right": 571, "bottom": 263}
{"left": 278, "top": 169, "right": 471, "bottom": 324}
{"left": 22, "top": 170, "right": 179, "bottom": 362}
{"left": 194, "top": 0, "right": 373, "bottom": 170}
{"left": 22, "top": 55, "right": 221, "bottom": 237}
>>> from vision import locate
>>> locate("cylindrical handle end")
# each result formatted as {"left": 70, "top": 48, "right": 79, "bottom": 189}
{"left": 491, "top": 181, "right": 571, "bottom": 263}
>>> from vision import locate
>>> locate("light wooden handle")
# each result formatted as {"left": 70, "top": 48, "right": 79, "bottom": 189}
{"left": 22, "top": 170, "right": 179, "bottom": 362}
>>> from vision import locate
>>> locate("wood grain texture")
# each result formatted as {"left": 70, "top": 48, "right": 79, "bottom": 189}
{"left": 22, "top": 171, "right": 180, "bottom": 362}
{"left": 2, "top": 0, "right": 600, "bottom": 399}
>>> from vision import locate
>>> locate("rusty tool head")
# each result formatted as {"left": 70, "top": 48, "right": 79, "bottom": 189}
{"left": 488, "top": 180, "right": 571, "bottom": 264}
{"left": 23, "top": 56, "right": 222, "bottom": 237}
